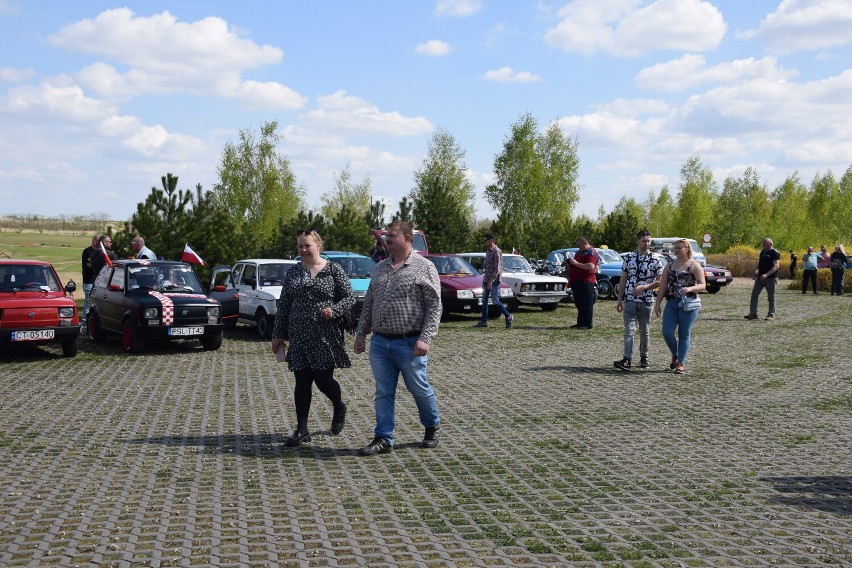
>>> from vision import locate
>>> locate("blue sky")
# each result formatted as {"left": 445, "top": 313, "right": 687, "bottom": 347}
{"left": 2, "top": 0, "right": 851, "bottom": 222}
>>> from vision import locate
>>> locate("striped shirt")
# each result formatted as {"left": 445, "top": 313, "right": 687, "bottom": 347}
{"left": 356, "top": 250, "right": 442, "bottom": 344}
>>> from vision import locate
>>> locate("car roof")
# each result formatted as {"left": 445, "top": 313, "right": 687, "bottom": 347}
{"left": 0, "top": 259, "right": 52, "bottom": 266}
{"left": 323, "top": 251, "right": 371, "bottom": 259}
{"left": 115, "top": 259, "right": 191, "bottom": 267}
{"left": 235, "top": 258, "right": 296, "bottom": 264}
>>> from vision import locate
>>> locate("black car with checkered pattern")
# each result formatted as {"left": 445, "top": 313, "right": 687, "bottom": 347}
{"left": 87, "top": 260, "right": 224, "bottom": 354}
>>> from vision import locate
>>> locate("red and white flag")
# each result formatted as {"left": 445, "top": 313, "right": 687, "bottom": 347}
{"left": 100, "top": 241, "right": 113, "bottom": 268}
{"left": 181, "top": 243, "right": 204, "bottom": 265}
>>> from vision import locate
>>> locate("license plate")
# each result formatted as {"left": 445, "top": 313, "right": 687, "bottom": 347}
{"left": 12, "top": 330, "right": 54, "bottom": 341}
{"left": 168, "top": 327, "right": 204, "bottom": 336}
{"left": 716, "top": 278, "right": 728, "bottom": 283}
{"left": 539, "top": 297, "right": 558, "bottom": 303}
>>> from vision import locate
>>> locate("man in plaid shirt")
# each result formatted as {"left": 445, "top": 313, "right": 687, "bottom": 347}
{"left": 354, "top": 221, "right": 442, "bottom": 455}
{"left": 474, "top": 233, "right": 513, "bottom": 328}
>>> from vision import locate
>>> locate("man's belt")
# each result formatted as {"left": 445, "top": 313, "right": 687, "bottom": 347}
{"left": 376, "top": 330, "right": 421, "bottom": 340}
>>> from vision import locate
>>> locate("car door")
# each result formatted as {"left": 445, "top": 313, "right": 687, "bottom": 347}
{"left": 236, "top": 263, "right": 259, "bottom": 318}
{"left": 100, "top": 266, "right": 126, "bottom": 332}
{"left": 208, "top": 265, "right": 239, "bottom": 327}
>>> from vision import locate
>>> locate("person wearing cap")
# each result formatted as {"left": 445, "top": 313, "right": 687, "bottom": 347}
{"left": 130, "top": 237, "right": 157, "bottom": 260}
{"left": 829, "top": 244, "right": 847, "bottom": 295}
{"left": 474, "top": 233, "right": 513, "bottom": 329}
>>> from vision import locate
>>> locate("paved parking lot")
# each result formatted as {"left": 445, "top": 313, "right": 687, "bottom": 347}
{"left": 1, "top": 282, "right": 850, "bottom": 566}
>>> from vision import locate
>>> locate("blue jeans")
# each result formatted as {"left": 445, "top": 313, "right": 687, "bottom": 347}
{"left": 623, "top": 301, "right": 652, "bottom": 359}
{"left": 480, "top": 280, "right": 511, "bottom": 323}
{"left": 82, "top": 283, "right": 94, "bottom": 321}
{"left": 369, "top": 333, "right": 440, "bottom": 445}
{"left": 661, "top": 299, "right": 700, "bottom": 364}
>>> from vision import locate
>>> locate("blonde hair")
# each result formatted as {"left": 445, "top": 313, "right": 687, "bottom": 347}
{"left": 673, "top": 238, "right": 693, "bottom": 259}
{"left": 296, "top": 228, "right": 323, "bottom": 252}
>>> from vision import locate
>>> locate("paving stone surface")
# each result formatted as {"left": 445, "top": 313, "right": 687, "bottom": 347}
{"left": 1, "top": 282, "right": 849, "bottom": 566}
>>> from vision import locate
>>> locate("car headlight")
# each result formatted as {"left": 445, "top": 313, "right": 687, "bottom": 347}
{"left": 58, "top": 307, "right": 75, "bottom": 318}
{"left": 499, "top": 287, "right": 513, "bottom": 298}
{"left": 457, "top": 289, "right": 474, "bottom": 299}
{"left": 143, "top": 307, "right": 158, "bottom": 319}
{"left": 207, "top": 306, "right": 220, "bottom": 318}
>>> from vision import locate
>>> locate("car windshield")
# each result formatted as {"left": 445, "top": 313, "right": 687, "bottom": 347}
{"left": 128, "top": 265, "right": 203, "bottom": 293}
{"left": 502, "top": 255, "right": 534, "bottom": 273}
{"left": 427, "top": 256, "right": 478, "bottom": 276}
{"left": 598, "top": 249, "right": 622, "bottom": 263}
{"left": 331, "top": 257, "right": 376, "bottom": 278}
{"left": 0, "top": 264, "right": 62, "bottom": 292}
{"left": 257, "top": 263, "right": 292, "bottom": 286}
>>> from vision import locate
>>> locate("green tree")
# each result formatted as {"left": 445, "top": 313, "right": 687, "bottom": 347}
{"left": 767, "top": 172, "right": 810, "bottom": 250}
{"left": 366, "top": 199, "right": 386, "bottom": 230}
{"left": 599, "top": 197, "right": 642, "bottom": 251}
{"left": 645, "top": 186, "right": 676, "bottom": 238}
{"left": 715, "top": 167, "right": 769, "bottom": 250}
{"left": 411, "top": 128, "right": 476, "bottom": 253}
{"left": 213, "top": 121, "right": 304, "bottom": 253}
{"left": 321, "top": 164, "right": 372, "bottom": 220}
{"left": 126, "top": 173, "right": 192, "bottom": 260}
{"left": 326, "top": 205, "right": 372, "bottom": 254}
{"left": 671, "top": 155, "right": 717, "bottom": 240}
{"left": 485, "top": 113, "right": 580, "bottom": 254}
{"left": 392, "top": 196, "right": 413, "bottom": 224}
{"left": 808, "top": 171, "right": 842, "bottom": 245}
{"left": 263, "top": 210, "right": 329, "bottom": 259}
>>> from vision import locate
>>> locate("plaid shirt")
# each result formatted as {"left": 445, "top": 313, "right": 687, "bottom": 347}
{"left": 483, "top": 244, "right": 503, "bottom": 286}
{"left": 356, "top": 250, "right": 442, "bottom": 344}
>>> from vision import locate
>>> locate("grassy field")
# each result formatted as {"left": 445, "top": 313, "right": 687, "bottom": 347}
{"left": 0, "top": 230, "right": 94, "bottom": 296}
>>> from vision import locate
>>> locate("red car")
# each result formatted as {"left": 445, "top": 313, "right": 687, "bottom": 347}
{"left": 0, "top": 259, "right": 80, "bottom": 357}
{"left": 423, "top": 254, "right": 514, "bottom": 319}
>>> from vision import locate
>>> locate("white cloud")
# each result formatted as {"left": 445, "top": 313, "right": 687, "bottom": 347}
{"left": 741, "top": 0, "right": 852, "bottom": 54}
{"left": 48, "top": 8, "right": 305, "bottom": 109}
{"left": 1, "top": 78, "right": 116, "bottom": 122}
{"left": 301, "top": 91, "right": 433, "bottom": 137}
{"left": 0, "top": 67, "right": 35, "bottom": 82}
{"left": 635, "top": 54, "right": 798, "bottom": 92}
{"left": 483, "top": 66, "right": 542, "bottom": 83}
{"left": 544, "top": 0, "right": 726, "bottom": 57}
{"left": 434, "top": 0, "right": 483, "bottom": 18}
{"left": 415, "top": 40, "right": 452, "bottom": 56}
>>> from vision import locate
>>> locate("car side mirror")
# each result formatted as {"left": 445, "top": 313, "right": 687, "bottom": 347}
{"left": 65, "top": 279, "right": 77, "bottom": 293}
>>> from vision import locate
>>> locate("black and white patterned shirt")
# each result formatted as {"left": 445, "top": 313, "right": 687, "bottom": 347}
{"left": 621, "top": 251, "right": 663, "bottom": 303}
{"left": 356, "top": 250, "right": 442, "bottom": 344}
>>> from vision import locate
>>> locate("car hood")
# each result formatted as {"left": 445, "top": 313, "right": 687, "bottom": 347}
{"left": 130, "top": 290, "right": 221, "bottom": 307}
{"left": 0, "top": 291, "right": 76, "bottom": 309}
{"left": 439, "top": 274, "right": 510, "bottom": 291}
{"left": 501, "top": 272, "right": 567, "bottom": 284}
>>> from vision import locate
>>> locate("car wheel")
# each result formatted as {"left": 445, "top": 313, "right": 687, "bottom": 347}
{"left": 508, "top": 298, "right": 521, "bottom": 312}
{"left": 87, "top": 310, "right": 105, "bottom": 342}
{"left": 540, "top": 302, "right": 558, "bottom": 312}
{"left": 597, "top": 279, "right": 614, "bottom": 300}
{"left": 61, "top": 338, "right": 78, "bottom": 357}
{"left": 256, "top": 309, "right": 272, "bottom": 340}
{"left": 202, "top": 330, "right": 223, "bottom": 351}
{"left": 706, "top": 285, "right": 721, "bottom": 294}
{"left": 122, "top": 319, "right": 145, "bottom": 354}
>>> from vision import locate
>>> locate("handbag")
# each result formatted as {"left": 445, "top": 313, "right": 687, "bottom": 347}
{"left": 679, "top": 295, "right": 701, "bottom": 311}
{"left": 330, "top": 264, "right": 358, "bottom": 335}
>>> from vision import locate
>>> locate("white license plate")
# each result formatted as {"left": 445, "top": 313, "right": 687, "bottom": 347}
{"left": 168, "top": 327, "right": 204, "bottom": 336}
{"left": 716, "top": 278, "right": 728, "bottom": 283}
{"left": 12, "top": 330, "right": 54, "bottom": 341}
{"left": 539, "top": 297, "right": 559, "bottom": 303}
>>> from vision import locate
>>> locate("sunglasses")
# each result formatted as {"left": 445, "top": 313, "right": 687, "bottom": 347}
{"left": 296, "top": 228, "right": 314, "bottom": 236}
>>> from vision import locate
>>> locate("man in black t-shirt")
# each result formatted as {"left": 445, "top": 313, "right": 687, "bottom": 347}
{"left": 745, "top": 237, "right": 780, "bottom": 321}
{"left": 81, "top": 234, "right": 99, "bottom": 324}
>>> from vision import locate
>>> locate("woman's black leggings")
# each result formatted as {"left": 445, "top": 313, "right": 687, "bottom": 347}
{"left": 292, "top": 369, "right": 342, "bottom": 430}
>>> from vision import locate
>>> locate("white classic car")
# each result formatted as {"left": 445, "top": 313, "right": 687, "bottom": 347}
{"left": 209, "top": 259, "right": 297, "bottom": 339}
{"left": 457, "top": 252, "right": 568, "bottom": 311}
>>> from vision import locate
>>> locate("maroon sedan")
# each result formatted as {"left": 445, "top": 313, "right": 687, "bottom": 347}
{"left": 423, "top": 254, "right": 514, "bottom": 319}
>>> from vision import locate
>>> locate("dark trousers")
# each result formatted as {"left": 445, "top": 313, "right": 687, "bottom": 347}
{"left": 831, "top": 268, "right": 844, "bottom": 294}
{"left": 801, "top": 269, "right": 818, "bottom": 293}
{"left": 293, "top": 368, "right": 343, "bottom": 431}
{"left": 570, "top": 281, "right": 596, "bottom": 328}
{"left": 790, "top": 265, "right": 796, "bottom": 279}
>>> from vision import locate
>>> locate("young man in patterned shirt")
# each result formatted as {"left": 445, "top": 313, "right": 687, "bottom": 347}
{"left": 354, "top": 221, "right": 443, "bottom": 455}
{"left": 614, "top": 230, "right": 663, "bottom": 371}
{"left": 474, "top": 233, "right": 513, "bottom": 329}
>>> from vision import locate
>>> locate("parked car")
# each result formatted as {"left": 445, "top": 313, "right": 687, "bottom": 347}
{"left": 370, "top": 228, "right": 428, "bottom": 262}
{"left": 547, "top": 247, "right": 622, "bottom": 299}
{"left": 209, "top": 259, "right": 297, "bottom": 339}
{"left": 321, "top": 251, "right": 376, "bottom": 316}
{"left": 422, "top": 254, "right": 513, "bottom": 318}
{"left": 87, "top": 260, "right": 224, "bottom": 354}
{"left": 0, "top": 259, "right": 80, "bottom": 357}
{"left": 646, "top": 253, "right": 733, "bottom": 294}
{"left": 457, "top": 252, "right": 567, "bottom": 311}
{"left": 651, "top": 238, "right": 707, "bottom": 266}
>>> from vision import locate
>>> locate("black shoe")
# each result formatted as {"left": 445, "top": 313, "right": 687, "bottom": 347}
{"left": 505, "top": 315, "right": 513, "bottom": 329}
{"left": 285, "top": 429, "right": 311, "bottom": 447}
{"left": 359, "top": 437, "right": 392, "bottom": 456}
{"left": 474, "top": 321, "right": 488, "bottom": 328}
{"left": 331, "top": 403, "right": 346, "bottom": 435}
{"left": 614, "top": 358, "right": 631, "bottom": 371}
{"left": 670, "top": 355, "right": 679, "bottom": 369}
{"left": 422, "top": 426, "right": 439, "bottom": 449}
{"left": 744, "top": 314, "right": 758, "bottom": 320}
{"left": 639, "top": 356, "right": 649, "bottom": 369}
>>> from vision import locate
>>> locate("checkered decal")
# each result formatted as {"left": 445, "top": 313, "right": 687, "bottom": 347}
{"left": 149, "top": 291, "right": 174, "bottom": 326}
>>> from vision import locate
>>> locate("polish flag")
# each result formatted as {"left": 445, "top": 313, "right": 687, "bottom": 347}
{"left": 181, "top": 243, "right": 204, "bottom": 265}
{"left": 100, "top": 241, "right": 113, "bottom": 268}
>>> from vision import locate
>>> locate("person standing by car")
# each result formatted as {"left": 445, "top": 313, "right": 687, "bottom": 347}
{"left": 801, "top": 246, "right": 820, "bottom": 294}
{"left": 818, "top": 245, "right": 831, "bottom": 269}
{"left": 566, "top": 236, "right": 598, "bottom": 329}
{"left": 830, "top": 244, "right": 847, "bottom": 295}
{"left": 789, "top": 249, "right": 797, "bottom": 280}
{"left": 474, "top": 233, "right": 513, "bottom": 329}
{"left": 354, "top": 221, "right": 442, "bottom": 456}
{"left": 744, "top": 237, "right": 780, "bottom": 321}
{"left": 614, "top": 230, "right": 663, "bottom": 371}
{"left": 270, "top": 228, "right": 355, "bottom": 447}
{"left": 654, "top": 239, "right": 706, "bottom": 374}
{"left": 81, "top": 234, "right": 99, "bottom": 325}
{"left": 130, "top": 237, "right": 157, "bottom": 260}
{"left": 89, "top": 235, "right": 116, "bottom": 281}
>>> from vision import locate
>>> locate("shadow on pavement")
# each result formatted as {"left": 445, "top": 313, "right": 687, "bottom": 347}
{"left": 761, "top": 475, "right": 852, "bottom": 516}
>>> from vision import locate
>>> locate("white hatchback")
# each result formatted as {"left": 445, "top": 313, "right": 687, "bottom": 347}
{"left": 457, "top": 253, "right": 568, "bottom": 311}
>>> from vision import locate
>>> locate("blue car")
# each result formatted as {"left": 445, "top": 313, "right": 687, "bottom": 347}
{"left": 547, "top": 247, "right": 623, "bottom": 299}
{"left": 321, "top": 251, "right": 376, "bottom": 315}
